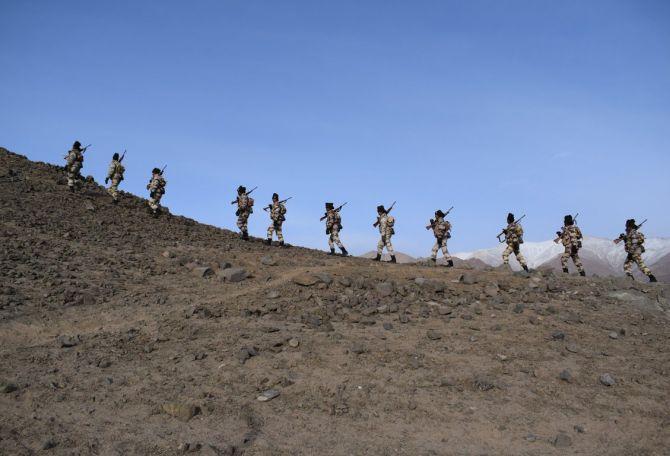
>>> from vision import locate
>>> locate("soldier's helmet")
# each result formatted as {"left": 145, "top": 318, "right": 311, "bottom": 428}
{"left": 377, "top": 205, "right": 386, "bottom": 214}
{"left": 272, "top": 193, "right": 279, "bottom": 201}
{"left": 237, "top": 185, "right": 246, "bottom": 194}
{"left": 113, "top": 153, "right": 119, "bottom": 161}
{"left": 435, "top": 210, "right": 445, "bottom": 218}
{"left": 507, "top": 213, "right": 515, "bottom": 224}
{"left": 73, "top": 141, "right": 81, "bottom": 149}
{"left": 626, "top": 219, "right": 637, "bottom": 230}
{"left": 152, "top": 167, "right": 161, "bottom": 174}
{"left": 564, "top": 215, "right": 573, "bottom": 226}
{"left": 325, "top": 202, "right": 334, "bottom": 210}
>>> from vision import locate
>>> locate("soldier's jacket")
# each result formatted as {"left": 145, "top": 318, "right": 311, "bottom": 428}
{"left": 270, "top": 202, "right": 286, "bottom": 223}
{"left": 619, "top": 229, "right": 645, "bottom": 254}
{"left": 326, "top": 210, "right": 342, "bottom": 231}
{"left": 107, "top": 160, "right": 125, "bottom": 181}
{"left": 504, "top": 223, "right": 523, "bottom": 245}
{"left": 66, "top": 149, "right": 83, "bottom": 169}
{"left": 378, "top": 214, "right": 395, "bottom": 237}
{"left": 237, "top": 194, "right": 252, "bottom": 212}
{"left": 148, "top": 175, "right": 166, "bottom": 196}
{"left": 558, "top": 225, "right": 582, "bottom": 248}
{"left": 430, "top": 218, "right": 451, "bottom": 239}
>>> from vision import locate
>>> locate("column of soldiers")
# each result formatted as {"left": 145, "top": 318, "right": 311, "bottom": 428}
{"left": 61, "top": 141, "right": 658, "bottom": 282}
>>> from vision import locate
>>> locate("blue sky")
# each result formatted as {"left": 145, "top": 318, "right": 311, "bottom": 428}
{"left": 2, "top": 0, "right": 669, "bottom": 256}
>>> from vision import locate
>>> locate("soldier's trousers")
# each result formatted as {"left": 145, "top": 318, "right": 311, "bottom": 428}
{"left": 148, "top": 194, "right": 162, "bottom": 212}
{"left": 328, "top": 228, "right": 344, "bottom": 249}
{"left": 624, "top": 251, "right": 652, "bottom": 276}
{"left": 561, "top": 246, "right": 584, "bottom": 273}
{"left": 67, "top": 164, "right": 82, "bottom": 188}
{"left": 431, "top": 238, "right": 451, "bottom": 260}
{"left": 377, "top": 235, "right": 394, "bottom": 255}
{"left": 267, "top": 222, "right": 284, "bottom": 242}
{"left": 237, "top": 211, "right": 250, "bottom": 233}
{"left": 502, "top": 243, "right": 527, "bottom": 267}
{"left": 107, "top": 178, "right": 121, "bottom": 200}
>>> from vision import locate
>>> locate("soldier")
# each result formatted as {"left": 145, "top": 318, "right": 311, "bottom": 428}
{"left": 234, "top": 186, "right": 254, "bottom": 240}
{"left": 324, "top": 202, "right": 348, "bottom": 256}
{"left": 427, "top": 210, "right": 453, "bottom": 266}
{"left": 373, "top": 205, "right": 396, "bottom": 263}
{"left": 501, "top": 212, "right": 529, "bottom": 272}
{"left": 554, "top": 214, "right": 585, "bottom": 276}
{"left": 64, "top": 141, "right": 85, "bottom": 192}
{"left": 265, "top": 193, "right": 286, "bottom": 246}
{"left": 146, "top": 168, "right": 166, "bottom": 216}
{"left": 105, "top": 152, "right": 125, "bottom": 203}
{"left": 614, "top": 219, "right": 657, "bottom": 282}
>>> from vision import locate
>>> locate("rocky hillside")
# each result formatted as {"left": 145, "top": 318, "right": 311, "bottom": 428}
{"left": 1, "top": 147, "right": 669, "bottom": 455}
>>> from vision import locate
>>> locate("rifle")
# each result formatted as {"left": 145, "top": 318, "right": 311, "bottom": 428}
{"left": 263, "top": 197, "right": 292, "bottom": 211}
{"left": 320, "top": 202, "right": 347, "bottom": 221}
{"left": 230, "top": 186, "right": 257, "bottom": 205}
{"left": 63, "top": 143, "right": 91, "bottom": 159}
{"left": 374, "top": 201, "right": 396, "bottom": 227}
{"left": 497, "top": 214, "right": 526, "bottom": 243}
{"left": 426, "top": 206, "right": 454, "bottom": 230}
{"left": 160, "top": 165, "right": 167, "bottom": 175}
{"left": 119, "top": 150, "right": 126, "bottom": 162}
{"left": 614, "top": 218, "right": 647, "bottom": 244}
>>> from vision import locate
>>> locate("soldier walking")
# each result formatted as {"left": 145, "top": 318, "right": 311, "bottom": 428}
{"left": 105, "top": 152, "right": 125, "bottom": 203}
{"left": 554, "top": 214, "right": 585, "bottom": 276}
{"left": 427, "top": 210, "right": 453, "bottom": 266}
{"left": 234, "top": 185, "right": 254, "bottom": 240}
{"left": 373, "top": 205, "right": 396, "bottom": 263}
{"left": 614, "top": 219, "right": 657, "bottom": 282}
{"left": 500, "top": 213, "right": 529, "bottom": 272}
{"left": 64, "top": 141, "right": 85, "bottom": 192}
{"left": 146, "top": 167, "right": 166, "bottom": 216}
{"left": 265, "top": 193, "right": 286, "bottom": 246}
{"left": 324, "top": 202, "right": 348, "bottom": 256}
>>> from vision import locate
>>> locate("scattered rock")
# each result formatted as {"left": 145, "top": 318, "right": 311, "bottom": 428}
{"left": 574, "top": 425, "right": 585, "bottom": 433}
{"left": 162, "top": 402, "right": 200, "bottom": 422}
{"left": 553, "top": 432, "right": 572, "bottom": 448}
{"left": 551, "top": 331, "right": 565, "bottom": 340}
{"left": 314, "top": 272, "right": 333, "bottom": 285}
{"left": 293, "top": 273, "right": 319, "bottom": 287}
{"left": 83, "top": 200, "right": 95, "bottom": 211}
{"left": 257, "top": 389, "right": 280, "bottom": 402}
{"left": 376, "top": 282, "right": 394, "bottom": 297}
{"left": 41, "top": 438, "right": 57, "bottom": 450}
{"left": 238, "top": 346, "right": 259, "bottom": 364}
{"left": 219, "top": 267, "right": 247, "bottom": 283}
{"left": 337, "top": 276, "right": 352, "bottom": 287}
{"left": 57, "top": 334, "right": 81, "bottom": 348}
{"left": 0, "top": 381, "right": 18, "bottom": 393}
{"left": 473, "top": 376, "right": 495, "bottom": 391}
{"left": 608, "top": 331, "right": 619, "bottom": 340}
{"left": 260, "top": 256, "right": 276, "bottom": 266}
{"left": 351, "top": 343, "right": 366, "bottom": 355}
{"left": 383, "top": 322, "right": 393, "bottom": 330}
{"left": 266, "top": 290, "right": 281, "bottom": 299}
{"left": 599, "top": 373, "right": 616, "bottom": 387}
{"left": 192, "top": 266, "right": 214, "bottom": 278}
{"left": 460, "top": 273, "right": 478, "bottom": 285}
{"left": 288, "top": 338, "right": 300, "bottom": 348}
{"left": 512, "top": 303, "right": 525, "bottom": 314}
{"left": 427, "top": 330, "right": 442, "bottom": 340}
{"left": 219, "top": 261, "right": 232, "bottom": 270}
{"left": 559, "top": 369, "right": 572, "bottom": 383}
{"left": 399, "top": 314, "right": 410, "bottom": 324}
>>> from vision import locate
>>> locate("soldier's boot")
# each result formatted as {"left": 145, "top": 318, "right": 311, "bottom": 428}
{"left": 522, "top": 265, "right": 529, "bottom": 272}
{"left": 340, "top": 247, "right": 348, "bottom": 256}
{"left": 562, "top": 268, "right": 569, "bottom": 274}
{"left": 112, "top": 198, "right": 119, "bottom": 204}
{"left": 649, "top": 274, "right": 658, "bottom": 283}
{"left": 579, "top": 271, "right": 586, "bottom": 277}
{"left": 390, "top": 255, "right": 397, "bottom": 264}
{"left": 242, "top": 231, "right": 249, "bottom": 241}
{"left": 264, "top": 238, "right": 272, "bottom": 246}
{"left": 446, "top": 259, "right": 454, "bottom": 267}
{"left": 279, "top": 241, "right": 285, "bottom": 247}
{"left": 69, "top": 186, "right": 75, "bottom": 193}
{"left": 430, "top": 258, "right": 436, "bottom": 263}
{"left": 328, "top": 248, "right": 336, "bottom": 255}
{"left": 626, "top": 273, "right": 634, "bottom": 280}
{"left": 373, "top": 254, "right": 381, "bottom": 261}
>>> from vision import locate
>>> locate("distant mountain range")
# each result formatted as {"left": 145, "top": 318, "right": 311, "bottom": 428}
{"left": 360, "top": 236, "right": 670, "bottom": 281}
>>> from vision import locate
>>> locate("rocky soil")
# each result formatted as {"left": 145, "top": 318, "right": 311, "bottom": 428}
{"left": 1, "top": 147, "right": 669, "bottom": 455}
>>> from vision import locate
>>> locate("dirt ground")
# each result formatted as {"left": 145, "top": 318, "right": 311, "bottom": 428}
{"left": 1, "top": 147, "right": 669, "bottom": 455}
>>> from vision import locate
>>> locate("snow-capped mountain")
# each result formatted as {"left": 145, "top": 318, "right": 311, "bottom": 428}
{"left": 454, "top": 236, "right": 670, "bottom": 271}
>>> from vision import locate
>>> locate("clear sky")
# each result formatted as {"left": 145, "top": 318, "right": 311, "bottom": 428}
{"left": 2, "top": 0, "right": 669, "bottom": 256}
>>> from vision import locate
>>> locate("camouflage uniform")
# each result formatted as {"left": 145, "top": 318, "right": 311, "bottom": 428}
{"left": 326, "top": 210, "right": 345, "bottom": 251}
{"left": 557, "top": 225, "right": 584, "bottom": 274}
{"left": 65, "top": 146, "right": 84, "bottom": 190}
{"left": 619, "top": 228, "right": 653, "bottom": 277}
{"left": 429, "top": 217, "right": 452, "bottom": 262}
{"left": 147, "top": 172, "right": 166, "bottom": 214}
{"left": 267, "top": 201, "right": 286, "bottom": 243}
{"left": 376, "top": 213, "right": 395, "bottom": 256}
{"left": 501, "top": 222, "right": 528, "bottom": 269}
{"left": 106, "top": 159, "right": 125, "bottom": 201}
{"left": 236, "top": 194, "right": 252, "bottom": 235}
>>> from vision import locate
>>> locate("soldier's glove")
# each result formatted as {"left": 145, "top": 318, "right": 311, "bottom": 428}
{"left": 556, "top": 231, "right": 562, "bottom": 237}
{"left": 326, "top": 228, "right": 331, "bottom": 235}
{"left": 571, "top": 246, "right": 578, "bottom": 255}
{"left": 105, "top": 177, "right": 109, "bottom": 184}
{"left": 235, "top": 210, "right": 240, "bottom": 217}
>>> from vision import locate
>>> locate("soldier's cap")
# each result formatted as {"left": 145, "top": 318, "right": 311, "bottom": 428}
{"left": 113, "top": 152, "right": 119, "bottom": 160}
{"left": 152, "top": 167, "right": 161, "bottom": 174}
{"left": 626, "top": 218, "right": 636, "bottom": 229}
{"left": 237, "top": 185, "right": 246, "bottom": 194}
{"left": 377, "top": 205, "right": 386, "bottom": 213}
{"left": 507, "top": 212, "right": 515, "bottom": 223}
{"left": 435, "top": 210, "right": 445, "bottom": 218}
{"left": 564, "top": 214, "right": 573, "bottom": 225}
{"left": 73, "top": 141, "right": 81, "bottom": 149}
{"left": 325, "top": 202, "right": 334, "bottom": 209}
{"left": 272, "top": 193, "right": 279, "bottom": 200}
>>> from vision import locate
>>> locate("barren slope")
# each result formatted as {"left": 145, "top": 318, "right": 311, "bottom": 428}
{"left": 1, "top": 148, "right": 670, "bottom": 455}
